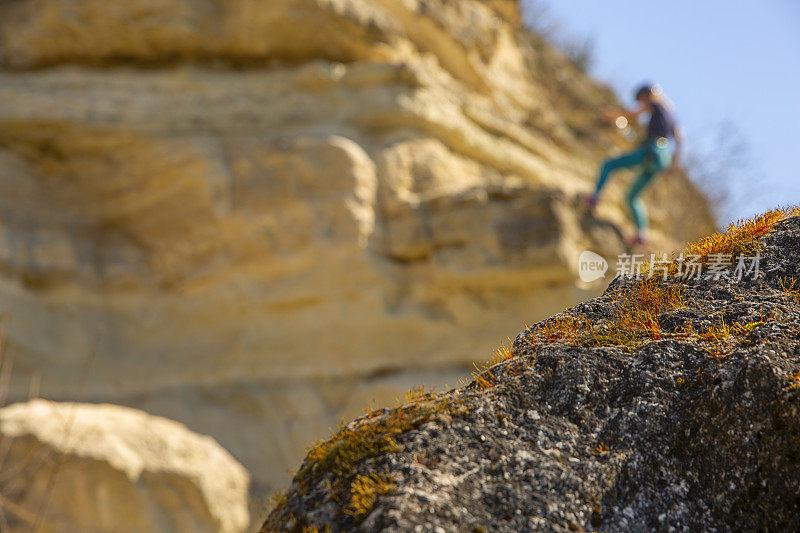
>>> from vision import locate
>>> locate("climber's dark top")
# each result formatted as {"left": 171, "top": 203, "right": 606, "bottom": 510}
{"left": 647, "top": 102, "right": 676, "bottom": 139}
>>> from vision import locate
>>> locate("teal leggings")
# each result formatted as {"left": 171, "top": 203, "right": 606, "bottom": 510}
{"left": 593, "top": 139, "right": 672, "bottom": 231}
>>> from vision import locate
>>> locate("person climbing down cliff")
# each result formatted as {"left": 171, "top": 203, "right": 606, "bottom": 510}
{"left": 587, "top": 83, "right": 683, "bottom": 245}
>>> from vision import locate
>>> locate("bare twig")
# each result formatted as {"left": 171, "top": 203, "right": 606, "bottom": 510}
{"left": 31, "top": 336, "right": 98, "bottom": 533}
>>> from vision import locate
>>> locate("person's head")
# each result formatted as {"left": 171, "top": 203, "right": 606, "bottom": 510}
{"left": 634, "top": 83, "right": 662, "bottom": 106}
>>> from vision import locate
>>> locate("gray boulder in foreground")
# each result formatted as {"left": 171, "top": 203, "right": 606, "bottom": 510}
{"left": 266, "top": 214, "right": 800, "bottom": 532}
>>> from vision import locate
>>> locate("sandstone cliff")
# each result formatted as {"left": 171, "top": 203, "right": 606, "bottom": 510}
{"left": 265, "top": 210, "right": 800, "bottom": 531}
{"left": 0, "top": 0, "right": 713, "bottom": 496}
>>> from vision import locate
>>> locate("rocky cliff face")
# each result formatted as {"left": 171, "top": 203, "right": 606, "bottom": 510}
{"left": 0, "top": 0, "right": 713, "bottom": 497}
{"left": 265, "top": 211, "right": 800, "bottom": 532}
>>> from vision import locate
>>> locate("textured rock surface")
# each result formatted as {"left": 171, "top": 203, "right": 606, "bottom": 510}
{"left": 0, "top": 0, "right": 713, "bottom": 496}
{"left": 0, "top": 399, "right": 249, "bottom": 533}
{"left": 265, "top": 216, "right": 800, "bottom": 532}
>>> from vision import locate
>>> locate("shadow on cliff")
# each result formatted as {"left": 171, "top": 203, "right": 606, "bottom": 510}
{"left": 569, "top": 194, "right": 629, "bottom": 253}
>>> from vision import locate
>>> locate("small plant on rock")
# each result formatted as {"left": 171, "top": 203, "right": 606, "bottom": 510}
{"left": 345, "top": 472, "right": 395, "bottom": 520}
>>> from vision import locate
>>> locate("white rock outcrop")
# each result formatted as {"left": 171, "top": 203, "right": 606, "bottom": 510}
{"left": 0, "top": 0, "right": 714, "bottom": 495}
{"left": 0, "top": 400, "right": 250, "bottom": 533}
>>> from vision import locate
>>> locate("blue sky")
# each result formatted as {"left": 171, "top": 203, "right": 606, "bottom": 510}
{"left": 524, "top": 0, "right": 800, "bottom": 223}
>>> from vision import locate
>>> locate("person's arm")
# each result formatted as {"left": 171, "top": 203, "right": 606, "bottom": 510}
{"left": 601, "top": 104, "right": 648, "bottom": 122}
{"left": 622, "top": 104, "right": 648, "bottom": 121}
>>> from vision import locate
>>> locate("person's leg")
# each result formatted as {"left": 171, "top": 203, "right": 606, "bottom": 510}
{"left": 593, "top": 146, "right": 648, "bottom": 196}
{"left": 625, "top": 170, "right": 657, "bottom": 235}
{"left": 625, "top": 143, "right": 672, "bottom": 237}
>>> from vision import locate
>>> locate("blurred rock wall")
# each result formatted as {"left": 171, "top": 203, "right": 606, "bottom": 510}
{"left": 0, "top": 0, "right": 714, "bottom": 500}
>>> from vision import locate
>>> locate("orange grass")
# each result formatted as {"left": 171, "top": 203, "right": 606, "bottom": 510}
{"left": 296, "top": 389, "right": 462, "bottom": 494}
{"left": 779, "top": 277, "right": 800, "bottom": 304}
{"left": 787, "top": 371, "right": 800, "bottom": 391}
{"left": 525, "top": 207, "right": 800, "bottom": 352}
{"left": 344, "top": 472, "right": 395, "bottom": 520}
{"left": 525, "top": 277, "right": 685, "bottom": 349}
{"left": 681, "top": 206, "right": 800, "bottom": 263}
{"left": 594, "top": 442, "right": 610, "bottom": 455}
{"left": 466, "top": 341, "right": 516, "bottom": 391}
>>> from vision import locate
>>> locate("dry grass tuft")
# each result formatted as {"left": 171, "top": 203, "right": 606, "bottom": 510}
{"left": 461, "top": 342, "right": 516, "bottom": 392}
{"left": 265, "top": 386, "right": 464, "bottom": 529}
{"left": 779, "top": 277, "right": 800, "bottom": 304}
{"left": 594, "top": 442, "right": 609, "bottom": 456}
{"left": 524, "top": 277, "right": 685, "bottom": 349}
{"left": 695, "top": 319, "right": 736, "bottom": 358}
{"left": 681, "top": 206, "right": 800, "bottom": 263}
{"left": 787, "top": 371, "right": 800, "bottom": 391}
{"left": 296, "top": 390, "right": 462, "bottom": 494}
{"left": 344, "top": 473, "right": 395, "bottom": 520}
{"left": 264, "top": 490, "right": 288, "bottom": 520}
{"left": 523, "top": 207, "right": 800, "bottom": 353}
